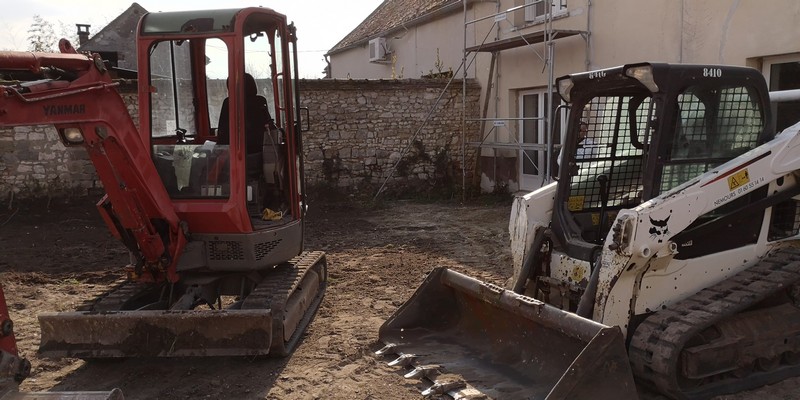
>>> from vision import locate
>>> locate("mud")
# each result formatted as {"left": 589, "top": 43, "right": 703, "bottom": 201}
{"left": 0, "top": 197, "right": 797, "bottom": 399}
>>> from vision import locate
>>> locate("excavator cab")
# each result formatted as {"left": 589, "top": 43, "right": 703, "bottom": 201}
{"left": 0, "top": 8, "right": 325, "bottom": 359}
{"left": 142, "top": 8, "right": 305, "bottom": 250}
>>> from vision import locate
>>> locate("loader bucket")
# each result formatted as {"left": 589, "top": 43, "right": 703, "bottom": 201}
{"left": 378, "top": 267, "right": 638, "bottom": 399}
{"left": 38, "top": 309, "right": 272, "bottom": 358}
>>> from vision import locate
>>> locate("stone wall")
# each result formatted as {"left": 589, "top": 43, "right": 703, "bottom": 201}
{"left": 299, "top": 79, "right": 480, "bottom": 196}
{"left": 0, "top": 79, "right": 480, "bottom": 199}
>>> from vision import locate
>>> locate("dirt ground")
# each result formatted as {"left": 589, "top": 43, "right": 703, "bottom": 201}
{"left": 1, "top": 196, "right": 800, "bottom": 399}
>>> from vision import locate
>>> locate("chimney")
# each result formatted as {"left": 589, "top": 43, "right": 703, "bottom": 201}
{"left": 76, "top": 24, "right": 91, "bottom": 46}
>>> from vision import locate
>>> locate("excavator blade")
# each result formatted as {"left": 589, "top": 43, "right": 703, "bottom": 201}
{"left": 2, "top": 388, "right": 124, "bottom": 400}
{"left": 38, "top": 309, "right": 272, "bottom": 358}
{"left": 378, "top": 267, "right": 638, "bottom": 399}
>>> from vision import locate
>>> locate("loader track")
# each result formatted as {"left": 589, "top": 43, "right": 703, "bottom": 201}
{"left": 241, "top": 250, "right": 327, "bottom": 356}
{"left": 629, "top": 246, "right": 800, "bottom": 399}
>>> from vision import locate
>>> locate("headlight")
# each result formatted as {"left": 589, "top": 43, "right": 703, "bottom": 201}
{"left": 61, "top": 127, "right": 84, "bottom": 144}
{"left": 625, "top": 65, "right": 660, "bottom": 93}
{"left": 557, "top": 78, "right": 574, "bottom": 102}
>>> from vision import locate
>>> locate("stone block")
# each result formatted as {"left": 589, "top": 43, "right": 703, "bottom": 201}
{"left": 45, "top": 129, "right": 60, "bottom": 141}
{"left": 39, "top": 152, "right": 57, "bottom": 161}
{"left": 29, "top": 132, "right": 46, "bottom": 141}
{"left": 307, "top": 150, "right": 324, "bottom": 161}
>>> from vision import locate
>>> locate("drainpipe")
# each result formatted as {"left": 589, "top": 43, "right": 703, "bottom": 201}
{"left": 463, "top": 0, "right": 467, "bottom": 202}
{"left": 586, "top": 0, "right": 592, "bottom": 70}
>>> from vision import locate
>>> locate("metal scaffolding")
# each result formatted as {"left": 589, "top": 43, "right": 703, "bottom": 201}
{"left": 462, "top": 0, "right": 588, "bottom": 191}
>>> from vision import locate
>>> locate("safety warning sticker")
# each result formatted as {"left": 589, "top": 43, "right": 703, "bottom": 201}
{"left": 568, "top": 195, "right": 585, "bottom": 211}
{"left": 727, "top": 168, "right": 750, "bottom": 191}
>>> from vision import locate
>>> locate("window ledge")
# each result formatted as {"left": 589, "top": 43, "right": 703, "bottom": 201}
{"left": 512, "top": 11, "right": 570, "bottom": 32}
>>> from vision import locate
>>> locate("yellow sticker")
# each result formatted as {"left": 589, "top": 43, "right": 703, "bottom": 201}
{"left": 727, "top": 169, "right": 750, "bottom": 191}
{"left": 570, "top": 266, "right": 585, "bottom": 283}
{"left": 568, "top": 195, "right": 585, "bottom": 211}
{"left": 591, "top": 212, "right": 617, "bottom": 226}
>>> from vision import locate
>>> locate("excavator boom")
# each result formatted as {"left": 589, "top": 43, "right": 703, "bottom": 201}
{"left": 0, "top": 49, "right": 185, "bottom": 282}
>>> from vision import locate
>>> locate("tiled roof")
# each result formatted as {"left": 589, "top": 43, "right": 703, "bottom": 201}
{"left": 327, "top": 0, "right": 461, "bottom": 55}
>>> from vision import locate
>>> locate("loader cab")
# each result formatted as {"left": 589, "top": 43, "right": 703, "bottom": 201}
{"left": 553, "top": 63, "right": 772, "bottom": 261}
{"left": 137, "top": 8, "right": 304, "bottom": 232}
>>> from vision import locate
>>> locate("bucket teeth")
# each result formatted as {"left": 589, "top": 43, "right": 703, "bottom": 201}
{"left": 451, "top": 388, "right": 488, "bottom": 399}
{"left": 375, "top": 342, "right": 398, "bottom": 356}
{"left": 421, "top": 379, "right": 466, "bottom": 396}
{"left": 404, "top": 364, "right": 440, "bottom": 379}
{"left": 388, "top": 353, "right": 417, "bottom": 367}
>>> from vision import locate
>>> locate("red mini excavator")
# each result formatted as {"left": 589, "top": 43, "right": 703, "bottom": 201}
{"left": 0, "top": 7, "right": 326, "bottom": 358}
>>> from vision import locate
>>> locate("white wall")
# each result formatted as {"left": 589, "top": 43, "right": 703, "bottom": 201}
{"left": 330, "top": 10, "right": 473, "bottom": 80}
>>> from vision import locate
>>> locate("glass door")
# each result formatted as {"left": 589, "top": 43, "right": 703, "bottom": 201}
{"left": 519, "top": 89, "right": 561, "bottom": 190}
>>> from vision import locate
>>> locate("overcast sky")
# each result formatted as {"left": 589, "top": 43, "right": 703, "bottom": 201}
{"left": 0, "top": 0, "right": 383, "bottom": 78}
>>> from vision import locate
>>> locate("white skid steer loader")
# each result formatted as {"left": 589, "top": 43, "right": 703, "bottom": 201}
{"left": 379, "top": 62, "right": 800, "bottom": 400}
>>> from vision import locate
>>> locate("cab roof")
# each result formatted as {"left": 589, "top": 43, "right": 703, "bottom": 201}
{"left": 139, "top": 7, "right": 283, "bottom": 36}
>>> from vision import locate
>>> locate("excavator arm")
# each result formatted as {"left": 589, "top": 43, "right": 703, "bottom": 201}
{"left": 0, "top": 46, "right": 185, "bottom": 283}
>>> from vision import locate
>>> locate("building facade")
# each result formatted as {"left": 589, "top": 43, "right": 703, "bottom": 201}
{"left": 330, "top": 0, "right": 800, "bottom": 192}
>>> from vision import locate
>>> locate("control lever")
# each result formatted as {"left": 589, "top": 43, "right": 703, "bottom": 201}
{"left": 596, "top": 174, "right": 609, "bottom": 244}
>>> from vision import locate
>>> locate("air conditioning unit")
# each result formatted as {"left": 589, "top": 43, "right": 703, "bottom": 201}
{"left": 368, "top": 37, "right": 387, "bottom": 62}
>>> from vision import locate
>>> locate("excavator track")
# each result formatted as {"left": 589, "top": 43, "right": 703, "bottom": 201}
{"left": 629, "top": 246, "right": 800, "bottom": 399}
{"left": 75, "top": 279, "right": 146, "bottom": 312}
{"left": 39, "top": 252, "right": 326, "bottom": 358}
{"left": 242, "top": 250, "right": 327, "bottom": 356}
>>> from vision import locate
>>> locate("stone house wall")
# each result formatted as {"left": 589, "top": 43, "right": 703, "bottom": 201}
{"left": 299, "top": 79, "right": 480, "bottom": 196}
{"left": 0, "top": 79, "right": 480, "bottom": 199}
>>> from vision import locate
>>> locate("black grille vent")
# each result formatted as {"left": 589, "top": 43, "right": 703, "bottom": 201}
{"left": 209, "top": 240, "right": 245, "bottom": 261}
{"left": 769, "top": 199, "right": 800, "bottom": 241}
{"left": 255, "top": 240, "right": 282, "bottom": 261}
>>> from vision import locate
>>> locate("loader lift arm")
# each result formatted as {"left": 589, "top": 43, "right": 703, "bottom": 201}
{"left": 0, "top": 47, "right": 186, "bottom": 283}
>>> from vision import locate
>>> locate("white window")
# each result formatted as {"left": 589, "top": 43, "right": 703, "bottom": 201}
{"left": 524, "top": 0, "right": 568, "bottom": 22}
{"left": 762, "top": 54, "right": 800, "bottom": 133}
{"left": 519, "top": 89, "right": 564, "bottom": 190}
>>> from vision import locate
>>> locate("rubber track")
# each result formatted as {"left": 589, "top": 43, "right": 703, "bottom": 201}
{"left": 241, "top": 250, "right": 327, "bottom": 356}
{"left": 75, "top": 251, "right": 326, "bottom": 356}
{"left": 628, "top": 247, "right": 800, "bottom": 399}
{"left": 75, "top": 278, "right": 139, "bottom": 312}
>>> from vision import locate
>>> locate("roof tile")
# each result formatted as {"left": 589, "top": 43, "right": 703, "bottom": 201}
{"left": 328, "top": 0, "right": 460, "bottom": 54}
